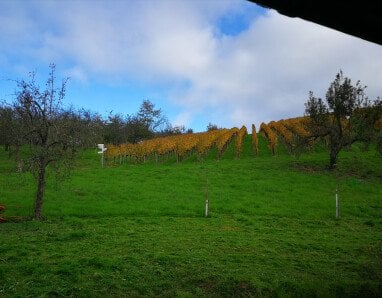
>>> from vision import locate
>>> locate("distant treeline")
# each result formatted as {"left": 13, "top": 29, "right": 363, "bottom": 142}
{"left": 0, "top": 99, "right": 193, "bottom": 150}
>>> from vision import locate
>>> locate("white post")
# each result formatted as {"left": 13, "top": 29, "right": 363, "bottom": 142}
{"left": 336, "top": 187, "right": 340, "bottom": 219}
{"left": 205, "top": 198, "right": 209, "bottom": 217}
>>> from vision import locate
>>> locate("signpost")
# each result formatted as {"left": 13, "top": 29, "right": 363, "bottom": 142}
{"left": 97, "top": 144, "right": 107, "bottom": 168}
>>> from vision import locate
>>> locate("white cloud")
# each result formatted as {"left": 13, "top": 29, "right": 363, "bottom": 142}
{"left": 63, "top": 66, "right": 88, "bottom": 83}
{"left": 173, "top": 9, "right": 382, "bottom": 129}
{"left": 173, "top": 111, "right": 192, "bottom": 128}
{"left": 1, "top": 0, "right": 382, "bottom": 130}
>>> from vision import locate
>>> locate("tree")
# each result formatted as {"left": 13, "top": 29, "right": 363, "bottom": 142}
{"left": 76, "top": 109, "right": 104, "bottom": 148}
{"left": 0, "top": 106, "right": 16, "bottom": 151}
{"left": 124, "top": 115, "right": 154, "bottom": 143}
{"left": 103, "top": 113, "right": 126, "bottom": 144}
{"left": 207, "top": 123, "right": 219, "bottom": 131}
{"left": 10, "top": 64, "right": 83, "bottom": 219}
{"left": 102, "top": 100, "right": 169, "bottom": 144}
{"left": 137, "top": 99, "right": 168, "bottom": 133}
{"left": 156, "top": 123, "right": 194, "bottom": 137}
{"left": 304, "top": 71, "right": 382, "bottom": 169}
{"left": 162, "top": 125, "right": 186, "bottom": 135}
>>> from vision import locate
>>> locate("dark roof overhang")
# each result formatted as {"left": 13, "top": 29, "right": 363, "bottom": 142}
{"left": 249, "top": 1, "right": 381, "bottom": 46}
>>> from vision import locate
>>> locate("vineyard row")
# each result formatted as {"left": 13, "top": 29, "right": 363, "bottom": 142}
{"left": 102, "top": 115, "right": 382, "bottom": 165}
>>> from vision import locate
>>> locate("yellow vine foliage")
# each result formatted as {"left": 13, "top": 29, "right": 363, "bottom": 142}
{"left": 101, "top": 112, "right": 382, "bottom": 166}
{"left": 235, "top": 125, "right": 247, "bottom": 158}
{"left": 195, "top": 130, "right": 221, "bottom": 156}
{"left": 251, "top": 124, "right": 258, "bottom": 156}
{"left": 259, "top": 122, "right": 277, "bottom": 155}
{"left": 269, "top": 120, "right": 294, "bottom": 150}
{"left": 174, "top": 133, "right": 199, "bottom": 160}
{"left": 156, "top": 136, "right": 176, "bottom": 156}
{"left": 280, "top": 116, "right": 319, "bottom": 149}
{"left": 216, "top": 128, "right": 238, "bottom": 159}
{"left": 281, "top": 117, "right": 310, "bottom": 138}
{"left": 104, "top": 144, "right": 119, "bottom": 161}
{"left": 104, "top": 128, "right": 242, "bottom": 164}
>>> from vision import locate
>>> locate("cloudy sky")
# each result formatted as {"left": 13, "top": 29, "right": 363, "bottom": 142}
{"left": 1, "top": 0, "right": 382, "bottom": 132}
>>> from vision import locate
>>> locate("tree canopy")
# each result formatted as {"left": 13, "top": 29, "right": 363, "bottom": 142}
{"left": 304, "top": 71, "right": 382, "bottom": 169}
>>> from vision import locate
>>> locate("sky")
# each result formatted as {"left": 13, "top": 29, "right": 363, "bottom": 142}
{"left": 1, "top": 0, "right": 382, "bottom": 132}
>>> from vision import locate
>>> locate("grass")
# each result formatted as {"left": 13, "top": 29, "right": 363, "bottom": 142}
{"left": 0, "top": 134, "right": 382, "bottom": 297}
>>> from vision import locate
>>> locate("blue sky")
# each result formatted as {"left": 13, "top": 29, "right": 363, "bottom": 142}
{"left": 1, "top": 0, "right": 382, "bottom": 132}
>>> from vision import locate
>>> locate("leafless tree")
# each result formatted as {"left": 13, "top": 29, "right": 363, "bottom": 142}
{"left": 11, "top": 64, "right": 81, "bottom": 219}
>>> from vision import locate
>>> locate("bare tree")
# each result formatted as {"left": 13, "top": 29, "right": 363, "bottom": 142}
{"left": 11, "top": 64, "right": 81, "bottom": 219}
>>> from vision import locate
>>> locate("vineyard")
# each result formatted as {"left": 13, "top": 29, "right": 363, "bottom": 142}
{"left": 102, "top": 117, "right": 313, "bottom": 165}
{"left": 102, "top": 114, "right": 382, "bottom": 166}
{"left": 1, "top": 116, "right": 382, "bottom": 296}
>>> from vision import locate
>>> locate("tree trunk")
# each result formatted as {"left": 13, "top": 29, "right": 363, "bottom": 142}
{"left": 34, "top": 166, "right": 46, "bottom": 220}
{"left": 329, "top": 145, "right": 340, "bottom": 170}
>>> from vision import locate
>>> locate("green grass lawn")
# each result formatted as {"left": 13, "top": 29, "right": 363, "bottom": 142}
{"left": 1, "top": 135, "right": 382, "bottom": 297}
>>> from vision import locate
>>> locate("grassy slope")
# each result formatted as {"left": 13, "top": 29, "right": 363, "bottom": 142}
{"left": 0, "top": 134, "right": 382, "bottom": 297}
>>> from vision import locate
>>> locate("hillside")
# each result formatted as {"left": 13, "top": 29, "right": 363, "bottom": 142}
{"left": 0, "top": 134, "right": 382, "bottom": 297}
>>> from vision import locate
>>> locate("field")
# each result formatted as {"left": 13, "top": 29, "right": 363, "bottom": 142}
{"left": 1, "top": 134, "right": 382, "bottom": 297}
